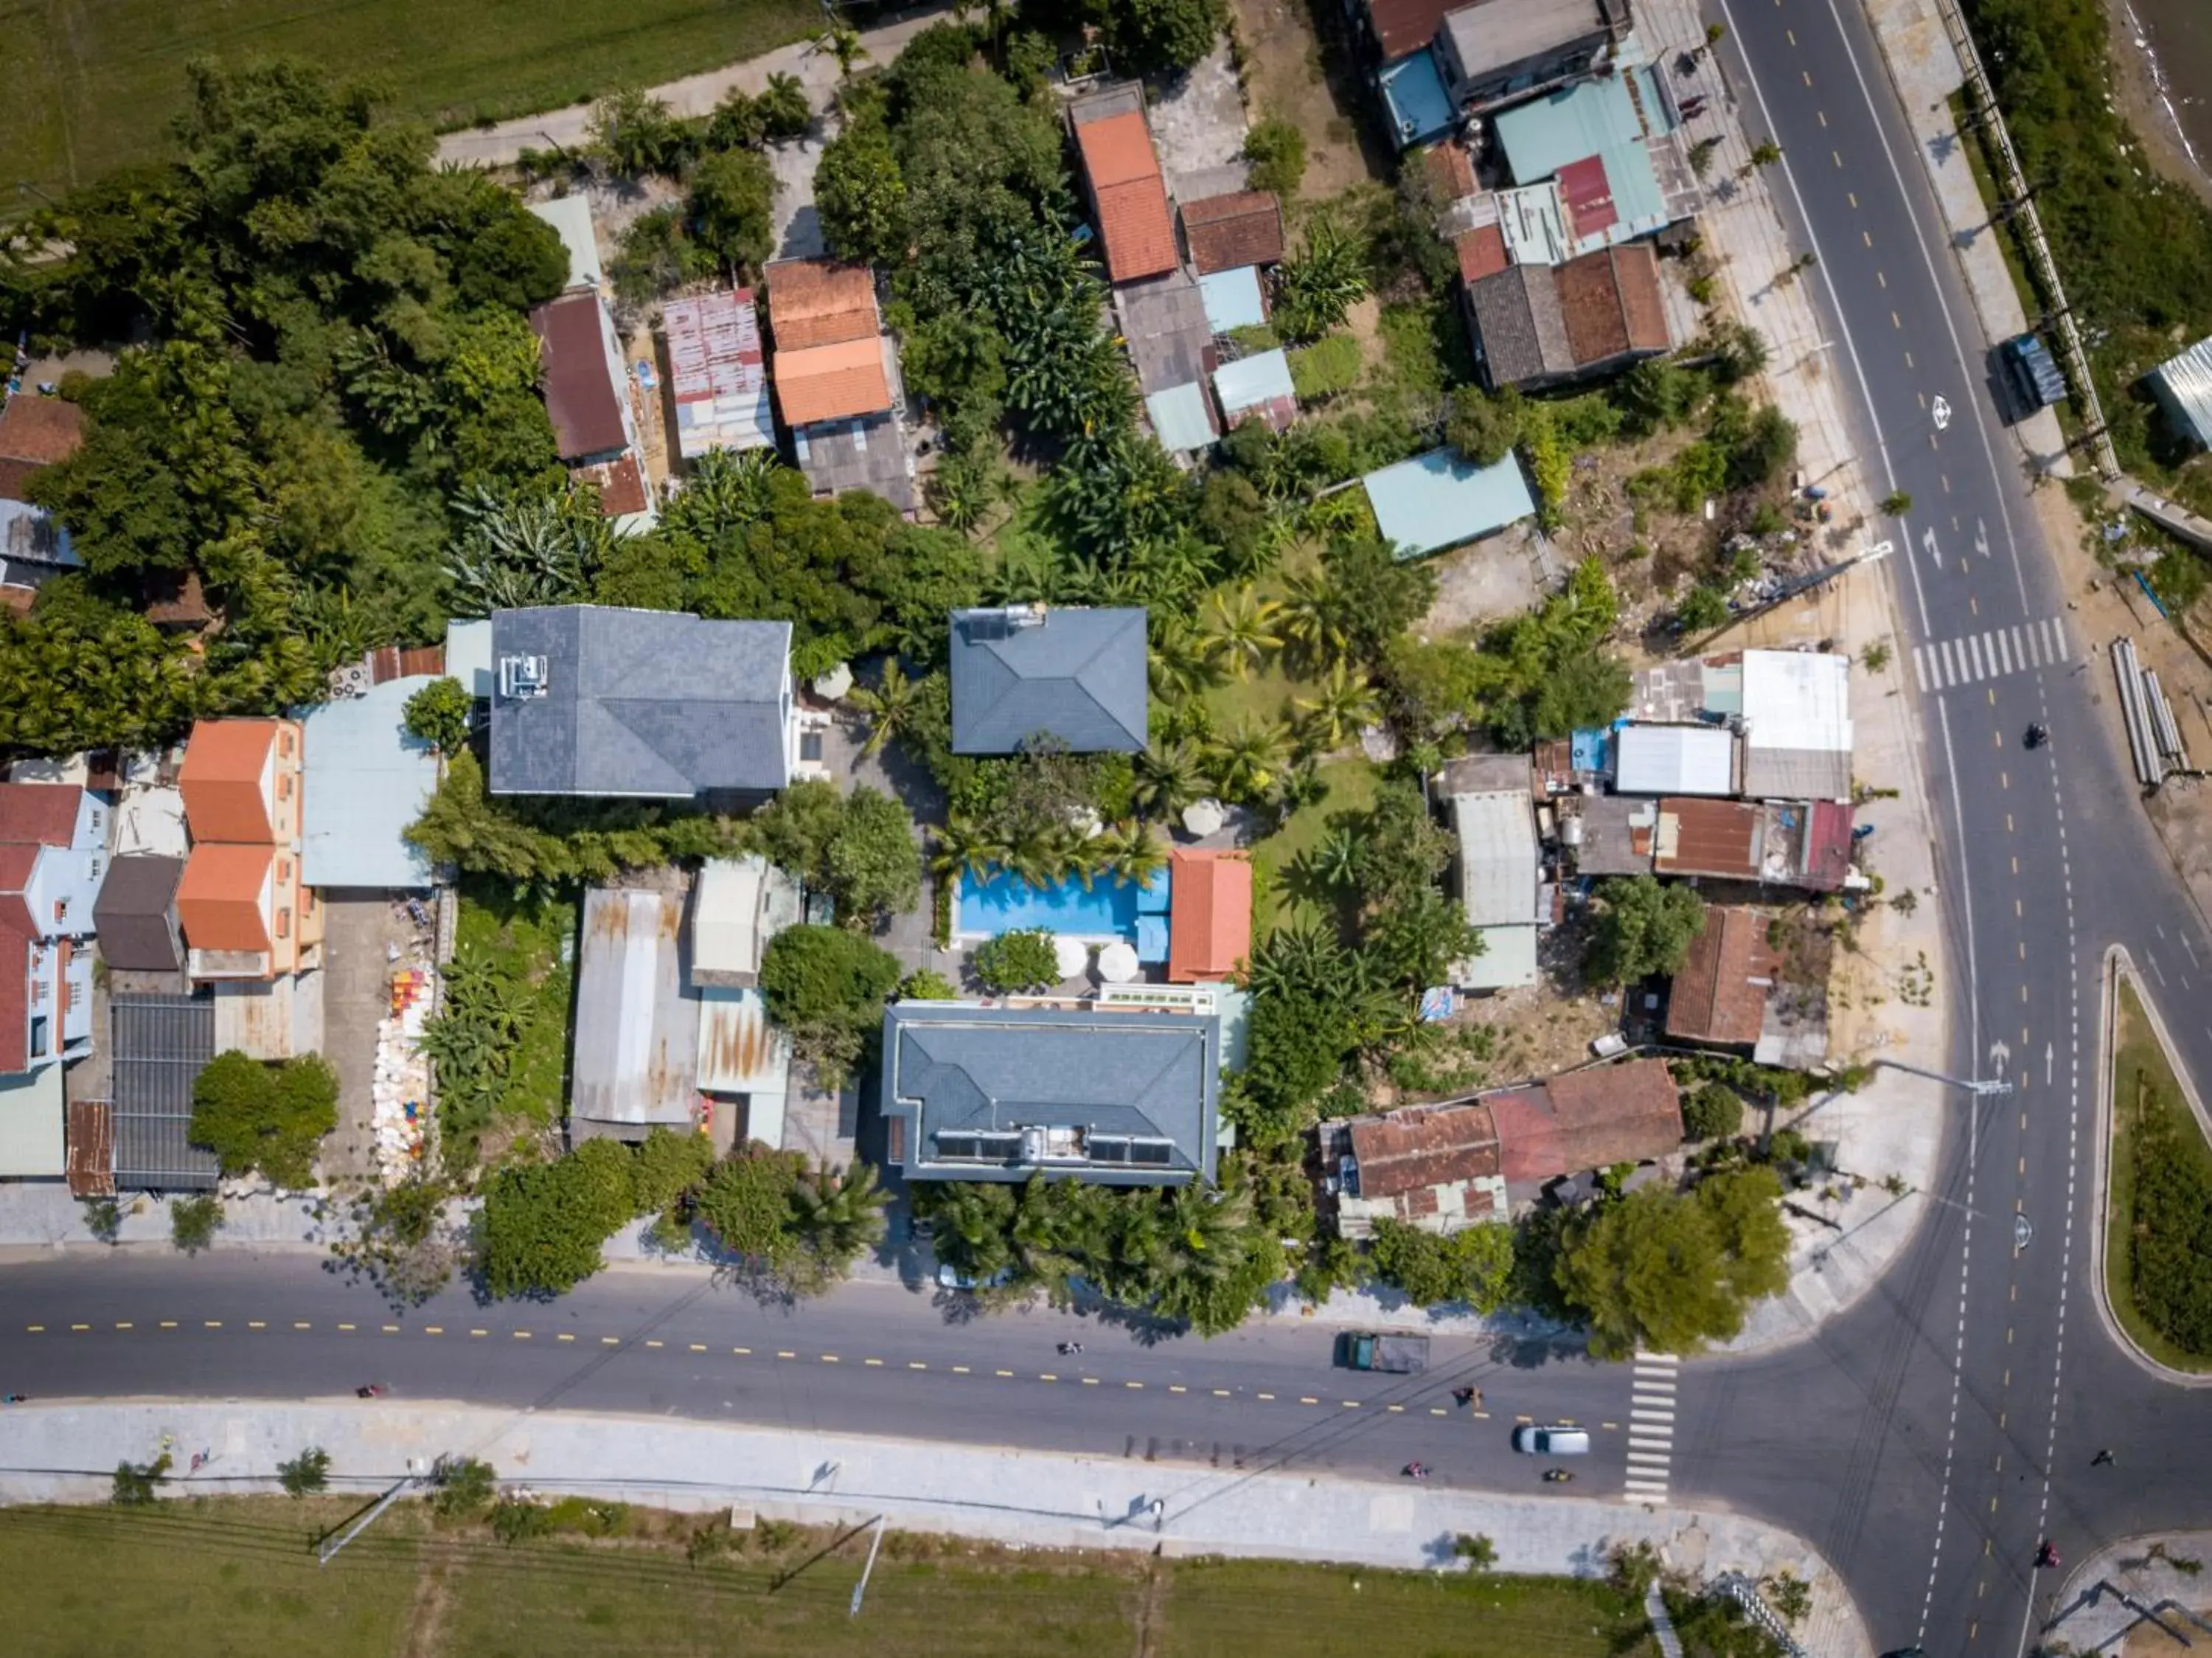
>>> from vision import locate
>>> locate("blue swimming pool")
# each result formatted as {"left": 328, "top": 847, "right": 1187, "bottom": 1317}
{"left": 957, "top": 865, "right": 1155, "bottom": 940}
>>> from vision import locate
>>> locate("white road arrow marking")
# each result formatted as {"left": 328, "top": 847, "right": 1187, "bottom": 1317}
{"left": 1923, "top": 526, "right": 1942, "bottom": 571}
{"left": 1976, "top": 518, "right": 1990, "bottom": 561}
{"left": 1989, "top": 1039, "right": 2011, "bottom": 1079}
{"left": 1933, "top": 394, "right": 1952, "bottom": 431}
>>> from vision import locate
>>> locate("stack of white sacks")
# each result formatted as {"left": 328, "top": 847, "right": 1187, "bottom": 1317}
{"left": 370, "top": 971, "right": 435, "bottom": 1180}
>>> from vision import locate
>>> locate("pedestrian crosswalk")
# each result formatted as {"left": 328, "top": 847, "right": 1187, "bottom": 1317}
{"left": 1624, "top": 1351, "right": 1677, "bottom": 1505}
{"left": 1911, "top": 617, "right": 2070, "bottom": 693}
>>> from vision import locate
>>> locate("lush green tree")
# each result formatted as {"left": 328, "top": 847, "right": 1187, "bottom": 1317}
{"left": 850, "top": 658, "right": 922, "bottom": 759}
{"left": 0, "top": 580, "right": 200, "bottom": 753}
{"left": 1615, "top": 357, "right": 1702, "bottom": 435}
{"left": 331, "top": 1176, "right": 456, "bottom": 1304}
{"left": 694, "top": 1145, "right": 804, "bottom": 1263}
{"left": 1588, "top": 876, "right": 1708, "bottom": 985}
{"left": 1551, "top": 1168, "right": 1791, "bottom": 1358}
{"left": 630, "top": 1125, "right": 715, "bottom": 1215}
{"left": 1369, "top": 1221, "right": 1515, "bottom": 1309}
{"left": 1675, "top": 583, "right": 1732, "bottom": 634}
{"left": 825, "top": 786, "right": 923, "bottom": 926}
{"left": 170, "top": 1196, "right": 223, "bottom": 1255}
{"left": 899, "top": 968, "right": 960, "bottom": 1000}
{"left": 759, "top": 72, "right": 812, "bottom": 139}
{"left": 1274, "top": 215, "right": 1371, "bottom": 343}
{"left": 590, "top": 86, "right": 689, "bottom": 176}
{"left": 1243, "top": 116, "right": 1308, "bottom": 197}
{"left": 1446, "top": 385, "right": 1527, "bottom": 466}
{"left": 1091, "top": 0, "right": 1226, "bottom": 72}
{"left": 278, "top": 1447, "right": 332, "bottom": 1496}
{"left": 689, "top": 147, "right": 776, "bottom": 277}
{"left": 1680, "top": 1086, "right": 1746, "bottom": 1142}
{"left": 787, "top": 1161, "right": 891, "bottom": 1285}
{"left": 758, "top": 924, "right": 902, "bottom": 1081}
{"left": 609, "top": 204, "right": 712, "bottom": 305}
{"left": 973, "top": 928, "right": 1061, "bottom": 993}
{"left": 188, "top": 1051, "right": 337, "bottom": 1189}
{"left": 815, "top": 120, "right": 910, "bottom": 268}
{"left": 113, "top": 1454, "right": 172, "bottom": 1505}
{"left": 432, "top": 1457, "right": 498, "bottom": 1517}
{"left": 476, "top": 1140, "right": 638, "bottom": 1297}
{"left": 403, "top": 676, "right": 473, "bottom": 752}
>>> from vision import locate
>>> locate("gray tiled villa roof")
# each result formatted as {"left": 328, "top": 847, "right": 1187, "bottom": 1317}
{"left": 880, "top": 1002, "right": 1220, "bottom": 1187}
{"left": 489, "top": 606, "right": 790, "bottom": 798}
{"left": 947, "top": 606, "right": 1148, "bottom": 755}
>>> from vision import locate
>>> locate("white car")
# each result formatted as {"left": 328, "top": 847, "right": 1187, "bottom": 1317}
{"left": 936, "top": 1263, "right": 1013, "bottom": 1292}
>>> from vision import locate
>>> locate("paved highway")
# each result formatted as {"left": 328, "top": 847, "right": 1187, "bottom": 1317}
{"left": 5, "top": 7, "right": 2212, "bottom": 1656}
{"left": 1697, "top": 0, "right": 2212, "bottom": 1651}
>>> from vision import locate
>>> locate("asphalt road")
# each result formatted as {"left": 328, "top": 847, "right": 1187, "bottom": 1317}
{"left": 4, "top": 7, "right": 2212, "bottom": 1657}
{"left": 1695, "top": 0, "right": 2212, "bottom": 1651}
{"left": 0, "top": 1252, "right": 1652, "bottom": 1500}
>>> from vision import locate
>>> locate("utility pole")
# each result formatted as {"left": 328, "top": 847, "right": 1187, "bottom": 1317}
{"left": 318, "top": 1466, "right": 423, "bottom": 1567}
{"left": 848, "top": 1515, "right": 888, "bottom": 1617}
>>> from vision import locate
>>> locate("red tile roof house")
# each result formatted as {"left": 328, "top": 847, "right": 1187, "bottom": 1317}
{"left": 0, "top": 783, "right": 108, "bottom": 1081}
{"left": 1664, "top": 906, "right": 1780, "bottom": 1050}
{"left": 1071, "top": 105, "right": 1179, "bottom": 285}
{"left": 1326, "top": 1056, "right": 1683, "bottom": 1232}
{"left": 1166, "top": 850, "right": 1252, "bottom": 984}
{"left": 0, "top": 392, "right": 87, "bottom": 580}
{"left": 529, "top": 289, "right": 655, "bottom": 527}
{"left": 765, "top": 259, "right": 916, "bottom": 513}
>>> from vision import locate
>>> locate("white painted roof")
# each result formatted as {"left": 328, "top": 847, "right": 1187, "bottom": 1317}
{"left": 1614, "top": 724, "right": 1735, "bottom": 797}
{"left": 1450, "top": 789, "right": 1540, "bottom": 928}
{"left": 1741, "top": 650, "right": 1851, "bottom": 754}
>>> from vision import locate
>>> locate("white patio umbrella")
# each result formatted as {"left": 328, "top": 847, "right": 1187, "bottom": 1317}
{"left": 812, "top": 662, "right": 854, "bottom": 701}
{"left": 1096, "top": 940, "right": 1141, "bottom": 983}
{"left": 1182, "top": 797, "right": 1226, "bottom": 837}
{"left": 1052, "top": 934, "right": 1091, "bottom": 981}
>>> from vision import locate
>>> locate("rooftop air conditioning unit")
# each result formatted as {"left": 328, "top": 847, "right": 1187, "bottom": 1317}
{"left": 498, "top": 654, "right": 550, "bottom": 700}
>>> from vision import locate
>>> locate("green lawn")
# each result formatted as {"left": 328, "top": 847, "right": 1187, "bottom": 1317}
{"left": 455, "top": 882, "right": 577, "bottom": 1128}
{"left": 7, "top": 0, "right": 821, "bottom": 201}
{"left": 0, "top": 1501, "right": 1658, "bottom": 1657}
{"left": 2104, "top": 981, "right": 2212, "bottom": 1372}
{"left": 1243, "top": 756, "right": 1380, "bottom": 933}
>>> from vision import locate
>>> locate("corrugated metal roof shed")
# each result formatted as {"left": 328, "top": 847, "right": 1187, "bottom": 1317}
{"left": 1653, "top": 797, "right": 1761, "bottom": 879}
{"left": 1380, "top": 47, "right": 1455, "bottom": 149}
{"left": 1199, "top": 266, "right": 1267, "bottom": 333}
{"left": 0, "top": 1061, "right": 63, "bottom": 1177}
{"left": 665, "top": 290, "right": 773, "bottom": 459}
{"left": 1740, "top": 650, "right": 1852, "bottom": 801}
{"left": 67, "top": 1098, "right": 113, "bottom": 1196}
{"left": 1455, "top": 923, "right": 1540, "bottom": 990}
{"left": 1493, "top": 68, "right": 1664, "bottom": 184}
{"left": 2149, "top": 335, "right": 2212, "bottom": 448}
{"left": 689, "top": 856, "right": 804, "bottom": 987}
{"left": 1147, "top": 382, "right": 1220, "bottom": 453}
{"left": 572, "top": 889, "right": 698, "bottom": 1127}
{"left": 1363, "top": 447, "right": 1537, "bottom": 559}
{"left": 110, "top": 993, "right": 219, "bottom": 1190}
{"left": 302, "top": 675, "right": 440, "bottom": 889}
{"left": 1614, "top": 724, "right": 1735, "bottom": 796}
{"left": 1451, "top": 789, "right": 1540, "bottom": 927}
{"left": 695, "top": 985, "right": 793, "bottom": 1100}
{"left": 1213, "top": 348, "right": 1298, "bottom": 429}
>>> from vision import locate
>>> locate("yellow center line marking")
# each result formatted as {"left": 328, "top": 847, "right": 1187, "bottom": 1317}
{"left": 337, "top": 1323, "right": 355, "bottom": 1332}
{"left": 1300, "top": 1396, "right": 1321, "bottom": 1405}
{"left": 1602, "top": 1421, "right": 1619, "bottom": 1430}
{"left": 114, "top": 1322, "right": 132, "bottom": 1330}
{"left": 689, "top": 1342, "right": 707, "bottom": 1352}
{"left": 602, "top": 1336, "right": 620, "bottom": 1346}
{"left": 1820, "top": 110, "right": 1828, "bottom": 127}
{"left": 1342, "top": 1400, "right": 1361, "bottom": 1409}
{"left": 908, "top": 1362, "right": 928, "bottom": 1370}
{"left": 470, "top": 1328, "right": 489, "bottom": 1338}
{"left": 1212, "top": 1389, "right": 1231, "bottom": 1398}
{"left": 864, "top": 1358, "right": 885, "bottom": 1367}
{"left": 2019, "top": 943, "right": 2026, "bottom": 961}
{"left": 1848, "top": 191, "right": 1859, "bottom": 207}
{"left": 159, "top": 1320, "right": 177, "bottom": 1329}
{"left": 1862, "top": 229, "right": 1871, "bottom": 246}
{"left": 2015, "top": 898, "right": 2023, "bottom": 917}
{"left": 995, "top": 1368, "right": 1015, "bottom": 1378}
{"left": 1787, "top": 27, "right": 1796, "bottom": 42}
{"left": 732, "top": 1346, "right": 751, "bottom": 1355}
{"left": 294, "top": 1322, "right": 312, "bottom": 1330}
{"left": 2006, "top": 814, "right": 2014, "bottom": 832}
{"left": 248, "top": 1321, "right": 266, "bottom": 1330}
{"left": 777, "top": 1350, "right": 798, "bottom": 1360}
{"left": 1126, "top": 1381, "right": 1145, "bottom": 1390}
{"left": 1804, "top": 70, "right": 1813, "bottom": 86}
{"left": 1169, "top": 1384, "right": 1187, "bottom": 1393}
{"left": 1833, "top": 149, "right": 1842, "bottom": 167}
{"left": 1878, "top": 271, "right": 1888, "bottom": 288}
{"left": 204, "top": 1321, "right": 221, "bottom": 1330}
{"left": 557, "top": 1333, "right": 574, "bottom": 1342}
{"left": 1516, "top": 1414, "right": 1534, "bottom": 1423}
{"left": 1472, "top": 1410, "right": 1490, "bottom": 1419}
{"left": 1942, "top": 474, "right": 1952, "bottom": 493}
{"left": 1432, "top": 1407, "right": 1448, "bottom": 1416}
{"left": 515, "top": 1331, "right": 533, "bottom": 1340}
{"left": 818, "top": 1354, "right": 837, "bottom": 1363}
{"left": 1905, "top": 350, "right": 1915, "bottom": 367}
{"left": 1988, "top": 688, "right": 1996, "bottom": 706}
{"left": 25, "top": 1325, "right": 43, "bottom": 1333}
{"left": 952, "top": 1364, "right": 970, "bottom": 1374}
{"left": 1387, "top": 1404, "right": 1405, "bottom": 1413}
{"left": 383, "top": 1323, "right": 401, "bottom": 1333}
{"left": 423, "top": 1325, "right": 442, "bottom": 1334}
{"left": 1892, "top": 311, "right": 1902, "bottom": 329}
{"left": 1043, "top": 1373, "right": 1061, "bottom": 1382}
{"left": 1082, "top": 1376, "right": 1101, "bottom": 1385}
{"left": 72, "top": 1322, "right": 89, "bottom": 1331}
{"left": 1257, "top": 1392, "right": 1276, "bottom": 1401}
{"left": 2001, "top": 771, "right": 2010, "bottom": 789}
{"left": 1970, "top": 595, "right": 1979, "bottom": 616}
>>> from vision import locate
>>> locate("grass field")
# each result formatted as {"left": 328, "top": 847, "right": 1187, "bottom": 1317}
{"left": 2104, "top": 980, "right": 2212, "bottom": 1373}
{"left": 5, "top": 0, "right": 821, "bottom": 201}
{"left": 0, "top": 1499, "right": 1658, "bottom": 1657}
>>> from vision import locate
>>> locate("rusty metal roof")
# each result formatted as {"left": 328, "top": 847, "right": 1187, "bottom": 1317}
{"left": 1345, "top": 1100, "right": 1503, "bottom": 1198}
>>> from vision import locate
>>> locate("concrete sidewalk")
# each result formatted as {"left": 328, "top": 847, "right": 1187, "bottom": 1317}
{"left": 1642, "top": 0, "right": 1955, "bottom": 1356}
{"left": 0, "top": 1398, "right": 1870, "bottom": 1654}
{"left": 2044, "top": 1529, "right": 2212, "bottom": 1651}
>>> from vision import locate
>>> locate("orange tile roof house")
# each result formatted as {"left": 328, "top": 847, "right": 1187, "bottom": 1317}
{"left": 1665, "top": 906, "right": 1780, "bottom": 1049}
{"left": 177, "top": 719, "right": 323, "bottom": 981}
{"left": 765, "top": 260, "right": 914, "bottom": 511}
{"left": 1071, "top": 108, "right": 1178, "bottom": 283}
{"left": 1166, "top": 850, "right": 1252, "bottom": 983}
{"left": 0, "top": 395, "right": 84, "bottom": 504}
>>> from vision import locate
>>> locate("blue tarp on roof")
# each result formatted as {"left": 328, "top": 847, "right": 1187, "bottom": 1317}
{"left": 1379, "top": 49, "right": 1455, "bottom": 151}
{"left": 1146, "top": 382, "right": 1218, "bottom": 452}
{"left": 1212, "top": 348, "right": 1296, "bottom": 418}
{"left": 1362, "top": 448, "right": 1537, "bottom": 560}
{"left": 1570, "top": 728, "right": 1610, "bottom": 773}
{"left": 1493, "top": 68, "right": 1669, "bottom": 184}
{"left": 1199, "top": 266, "right": 1267, "bottom": 333}
{"left": 302, "top": 675, "right": 441, "bottom": 889}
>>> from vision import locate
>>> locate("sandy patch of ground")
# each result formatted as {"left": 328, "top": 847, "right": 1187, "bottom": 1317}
{"left": 1226, "top": 0, "right": 1391, "bottom": 198}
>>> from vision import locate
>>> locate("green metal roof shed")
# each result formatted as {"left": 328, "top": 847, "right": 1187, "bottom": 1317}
{"left": 1363, "top": 448, "right": 1537, "bottom": 559}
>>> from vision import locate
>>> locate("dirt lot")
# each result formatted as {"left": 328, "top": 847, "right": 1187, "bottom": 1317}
{"left": 1228, "top": 0, "right": 1391, "bottom": 199}
{"left": 321, "top": 893, "right": 437, "bottom": 1184}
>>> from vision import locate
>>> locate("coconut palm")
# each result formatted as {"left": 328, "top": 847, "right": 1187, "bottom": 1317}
{"left": 1310, "top": 826, "right": 1363, "bottom": 890}
{"left": 1269, "top": 757, "right": 1328, "bottom": 820}
{"left": 1207, "top": 715, "right": 1290, "bottom": 802}
{"left": 1093, "top": 821, "right": 1168, "bottom": 889}
{"left": 1277, "top": 566, "right": 1349, "bottom": 670}
{"left": 931, "top": 814, "right": 1008, "bottom": 884}
{"left": 1133, "top": 740, "right": 1207, "bottom": 821}
{"left": 922, "top": 1181, "right": 1018, "bottom": 1283}
{"left": 759, "top": 72, "right": 811, "bottom": 139}
{"left": 849, "top": 657, "right": 919, "bottom": 758}
{"left": 790, "top": 1161, "right": 890, "bottom": 1268}
{"left": 1295, "top": 662, "right": 1382, "bottom": 750}
{"left": 1203, "top": 589, "right": 1282, "bottom": 681}
{"left": 1148, "top": 616, "right": 1222, "bottom": 704}
{"left": 816, "top": 20, "right": 866, "bottom": 78}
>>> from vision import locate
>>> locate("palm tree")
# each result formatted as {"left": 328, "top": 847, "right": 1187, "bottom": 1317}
{"left": 1093, "top": 821, "right": 1168, "bottom": 889}
{"left": 849, "top": 657, "right": 919, "bottom": 757}
{"left": 1310, "top": 826, "right": 1363, "bottom": 890}
{"left": 1148, "top": 616, "right": 1222, "bottom": 704}
{"left": 923, "top": 1182, "right": 1018, "bottom": 1283}
{"left": 1133, "top": 740, "right": 1208, "bottom": 821}
{"left": 931, "top": 815, "right": 1007, "bottom": 885}
{"left": 789, "top": 1161, "right": 890, "bottom": 1268}
{"left": 757, "top": 72, "right": 811, "bottom": 139}
{"left": 1203, "top": 589, "right": 1282, "bottom": 681}
{"left": 1277, "top": 567, "right": 1349, "bottom": 670}
{"left": 1208, "top": 715, "right": 1289, "bottom": 802}
{"left": 1295, "top": 662, "right": 1382, "bottom": 750}
{"left": 817, "top": 20, "right": 866, "bottom": 78}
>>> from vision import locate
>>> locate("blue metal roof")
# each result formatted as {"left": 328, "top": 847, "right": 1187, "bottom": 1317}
{"left": 1212, "top": 348, "right": 1296, "bottom": 418}
{"left": 1380, "top": 49, "right": 1455, "bottom": 150}
{"left": 1493, "top": 68, "right": 1666, "bottom": 184}
{"left": 302, "top": 675, "right": 441, "bottom": 889}
{"left": 1363, "top": 448, "right": 1537, "bottom": 560}
{"left": 1199, "top": 266, "right": 1267, "bottom": 333}
{"left": 1145, "top": 382, "right": 1218, "bottom": 453}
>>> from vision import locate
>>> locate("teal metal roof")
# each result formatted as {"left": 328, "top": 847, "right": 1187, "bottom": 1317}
{"left": 1146, "top": 382, "right": 1218, "bottom": 452}
{"left": 1493, "top": 68, "right": 1666, "bottom": 184}
{"left": 1213, "top": 348, "right": 1296, "bottom": 418}
{"left": 1199, "top": 266, "right": 1267, "bottom": 333}
{"left": 302, "top": 675, "right": 441, "bottom": 889}
{"left": 1363, "top": 447, "right": 1537, "bottom": 559}
{"left": 1565, "top": 144, "right": 1667, "bottom": 254}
